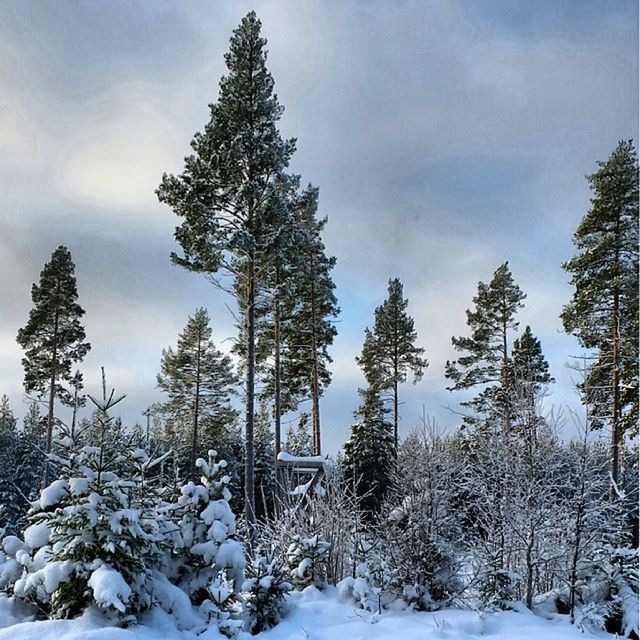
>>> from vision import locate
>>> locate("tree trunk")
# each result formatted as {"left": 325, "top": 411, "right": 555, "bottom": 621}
{"left": 274, "top": 258, "right": 283, "bottom": 502}
{"left": 245, "top": 254, "right": 257, "bottom": 539}
{"left": 310, "top": 251, "right": 321, "bottom": 456}
{"left": 610, "top": 213, "right": 621, "bottom": 498}
{"left": 393, "top": 376, "right": 399, "bottom": 451}
{"left": 192, "top": 331, "right": 202, "bottom": 479}
{"left": 44, "top": 308, "right": 59, "bottom": 488}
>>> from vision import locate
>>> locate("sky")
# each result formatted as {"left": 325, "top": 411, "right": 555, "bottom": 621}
{"left": 0, "top": 0, "right": 637, "bottom": 454}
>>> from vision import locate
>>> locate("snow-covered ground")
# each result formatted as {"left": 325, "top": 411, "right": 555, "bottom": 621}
{"left": 0, "top": 587, "right": 610, "bottom": 640}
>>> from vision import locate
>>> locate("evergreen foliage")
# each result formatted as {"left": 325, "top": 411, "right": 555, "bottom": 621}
{"left": 281, "top": 185, "right": 339, "bottom": 455}
{"left": 242, "top": 548, "right": 291, "bottom": 634}
{"left": 343, "top": 329, "right": 396, "bottom": 515}
{"left": 445, "top": 262, "right": 525, "bottom": 427}
{"left": 561, "top": 140, "right": 639, "bottom": 491}
{"left": 284, "top": 414, "right": 312, "bottom": 456}
{"left": 358, "top": 278, "right": 426, "bottom": 448}
{"left": 14, "top": 391, "right": 163, "bottom": 621}
{"left": 0, "top": 396, "right": 21, "bottom": 533}
{"left": 157, "top": 308, "right": 238, "bottom": 476}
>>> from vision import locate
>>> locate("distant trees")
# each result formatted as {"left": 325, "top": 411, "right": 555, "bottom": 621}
{"left": 561, "top": 140, "right": 639, "bottom": 494}
{"left": 16, "top": 246, "right": 90, "bottom": 486}
{"left": 358, "top": 278, "right": 426, "bottom": 449}
{"left": 156, "top": 308, "right": 238, "bottom": 477}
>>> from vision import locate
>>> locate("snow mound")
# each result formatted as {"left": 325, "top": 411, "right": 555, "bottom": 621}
{"left": 0, "top": 586, "right": 613, "bottom": 640}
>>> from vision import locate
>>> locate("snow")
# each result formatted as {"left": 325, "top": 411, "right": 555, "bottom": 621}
{"left": 88, "top": 565, "right": 132, "bottom": 613}
{"left": 38, "top": 479, "right": 68, "bottom": 509}
{"left": 23, "top": 522, "right": 50, "bottom": 549}
{"left": 277, "top": 452, "right": 326, "bottom": 464}
{"left": 0, "top": 585, "right": 612, "bottom": 640}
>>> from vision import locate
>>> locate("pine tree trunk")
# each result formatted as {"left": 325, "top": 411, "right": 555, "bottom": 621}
{"left": 393, "top": 319, "right": 399, "bottom": 450}
{"left": 310, "top": 251, "right": 321, "bottom": 456}
{"left": 192, "top": 331, "right": 202, "bottom": 479}
{"left": 500, "top": 296, "right": 510, "bottom": 434}
{"left": 393, "top": 377, "right": 399, "bottom": 451}
{"left": 274, "top": 259, "right": 282, "bottom": 501}
{"left": 44, "top": 308, "right": 59, "bottom": 489}
{"left": 610, "top": 214, "right": 621, "bottom": 498}
{"left": 245, "top": 255, "right": 257, "bottom": 539}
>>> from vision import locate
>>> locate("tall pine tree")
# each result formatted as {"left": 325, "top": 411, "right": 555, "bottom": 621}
{"left": 157, "top": 308, "right": 238, "bottom": 477}
{"left": 358, "top": 278, "right": 427, "bottom": 449}
{"left": 281, "top": 185, "right": 339, "bottom": 455}
{"left": 445, "top": 262, "right": 525, "bottom": 429}
{"left": 561, "top": 140, "right": 639, "bottom": 494}
{"left": 16, "top": 246, "right": 90, "bottom": 486}
{"left": 157, "top": 12, "right": 296, "bottom": 534}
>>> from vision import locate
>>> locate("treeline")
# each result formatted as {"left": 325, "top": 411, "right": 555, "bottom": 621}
{"left": 0, "top": 10, "right": 637, "bottom": 638}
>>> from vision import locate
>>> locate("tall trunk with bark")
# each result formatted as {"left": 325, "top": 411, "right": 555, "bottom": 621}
{"left": 310, "top": 250, "right": 321, "bottom": 455}
{"left": 245, "top": 254, "right": 257, "bottom": 538}
{"left": 44, "top": 304, "right": 60, "bottom": 489}
{"left": 191, "top": 330, "right": 202, "bottom": 478}
{"left": 610, "top": 213, "right": 621, "bottom": 498}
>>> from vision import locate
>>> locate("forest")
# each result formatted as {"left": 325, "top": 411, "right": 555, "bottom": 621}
{"left": 0, "top": 9, "right": 638, "bottom": 640}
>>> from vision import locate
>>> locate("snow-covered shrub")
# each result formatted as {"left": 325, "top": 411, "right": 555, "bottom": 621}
{"left": 579, "top": 543, "right": 639, "bottom": 638}
{"left": 286, "top": 533, "right": 330, "bottom": 590}
{"left": 375, "top": 428, "right": 463, "bottom": 611}
{"left": 337, "top": 559, "right": 384, "bottom": 613}
{"left": 15, "top": 445, "right": 164, "bottom": 620}
{"left": 259, "top": 464, "right": 363, "bottom": 585}
{"left": 168, "top": 450, "right": 244, "bottom": 635}
{"left": 476, "top": 562, "right": 521, "bottom": 611}
{"left": 242, "top": 548, "right": 291, "bottom": 634}
{"left": 574, "top": 601, "right": 608, "bottom": 633}
{"left": 0, "top": 531, "right": 28, "bottom": 593}
{"left": 199, "top": 570, "right": 243, "bottom": 637}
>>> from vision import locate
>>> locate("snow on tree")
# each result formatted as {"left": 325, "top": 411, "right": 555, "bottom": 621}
{"left": 286, "top": 533, "right": 331, "bottom": 590}
{"left": 16, "top": 246, "right": 91, "bottom": 486}
{"left": 284, "top": 413, "right": 312, "bottom": 456}
{"left": 12, "top": 391, "right": 164, "bottom": 621}
{"left": 0, "top": 395, "right": 21, "bottom": 534}
{"left": 375, "top": 424, "right": 463, "bottom": 611}
{"left": 168, "top": 450, "right": 244, "bottom": 635}
{"left": 242, "top": 547, "right": 291, "bottom": 634}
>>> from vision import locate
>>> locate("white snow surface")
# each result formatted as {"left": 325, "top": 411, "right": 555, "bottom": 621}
{"left": 0, "top": 586, "right": 612, "bottom": 640}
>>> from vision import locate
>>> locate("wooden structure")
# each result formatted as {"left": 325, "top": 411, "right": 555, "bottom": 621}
{"left": 275, "top": 453, "right": 325, "bottom": 512}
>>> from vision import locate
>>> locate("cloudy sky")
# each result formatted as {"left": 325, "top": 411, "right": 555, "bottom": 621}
{"left": 0, "top": 0, "right": 637, "bottom": 453}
